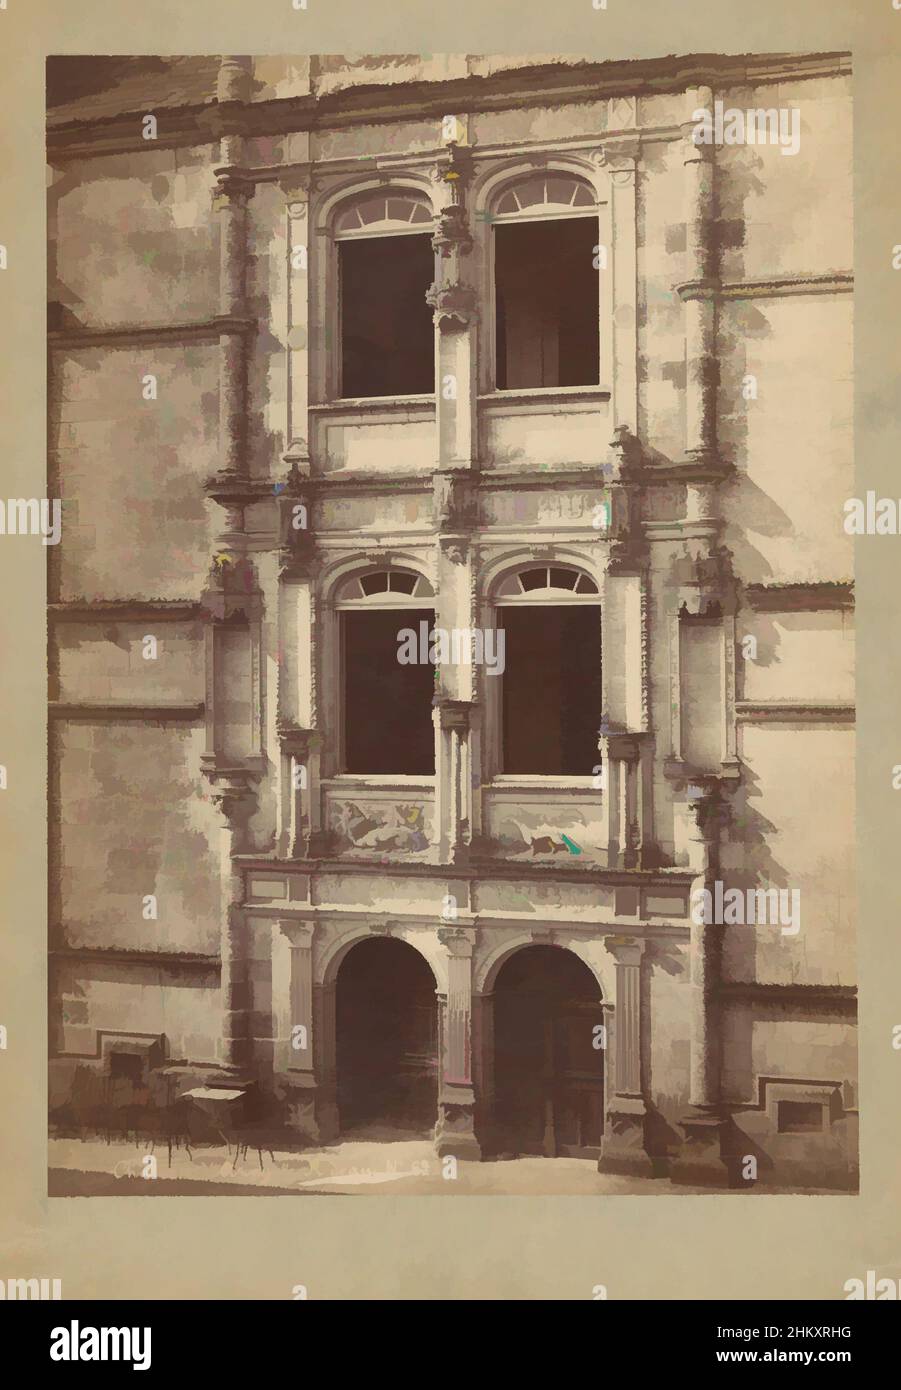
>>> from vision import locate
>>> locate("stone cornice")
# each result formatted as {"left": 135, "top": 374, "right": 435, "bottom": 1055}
{"left": 47, "top": 51, "right": 852, "bottom": 161}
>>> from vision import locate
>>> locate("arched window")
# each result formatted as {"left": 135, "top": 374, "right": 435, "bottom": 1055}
{"left": 334, "top": 190, "right": 435, "bottom": 400}
{"left": 494, "top": 564, "right": 601, "bottom": 775}
{"left": 490, "top": 173, "right": 600, "bottom": 391}
{"left": 335, "top": 567, "right": 435, "bottom": 774}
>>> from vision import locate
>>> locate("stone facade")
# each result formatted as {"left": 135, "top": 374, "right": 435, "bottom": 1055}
{"left": 47, "top": 52, "right": 856, "bottom": 1190}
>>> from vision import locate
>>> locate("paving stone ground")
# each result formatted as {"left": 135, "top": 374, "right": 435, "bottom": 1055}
{"left": 49, "top": 1134, "right": 735, "bottom": 1196}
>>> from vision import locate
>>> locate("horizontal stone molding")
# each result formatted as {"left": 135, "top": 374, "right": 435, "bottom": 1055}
{"left": 734, "top": 700, "right": 855, "bottom": 724}
{"left": 51, "top": 945, "right": 220, "bottom": 971}
{"left": 675, "top": 272, "right": 852, "bottom": 302}
{"left": 49, "top": 601, "right": 204, "bottom": 624}
{"left": 48, "top": 701, "right": 205, "bottom": 722}
{"left": 48, "top": 315, "right": 255, "bottom": 351}
{"left": 720, "top": 982, "right": 856, "bottom": 1014}
{"left": 742, "top": 582, "right": 854, "bottom": 612}
{"left": 47, "top": 51, "right": 852, "bottom": 160}
{"left": 234, "top": 851, "right": 696, "bottom": 890}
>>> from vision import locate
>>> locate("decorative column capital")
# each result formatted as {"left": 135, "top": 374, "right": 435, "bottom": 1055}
{"left": 593, "top": 136, "right": 640, "bottom": 185}
{"left": 201, "top": 553, "right": 262, "bottom": 622}
{"left": 426, "top": 281, "right": 478, "bottom": 329}
{"left": 432, "top": 697, "right": 476, "bottom": 732}
{"left": 685, "top": 777, "right": 732, "bottom": 842}
{"left": 276, "top": 464, "right": 315, "bottom": 579}
{"left": 439, "top": 538, "right": 469, "bottom": 566}
{"left": 277, "top": 723, "right": 320, "bottom": 757}
{"left": 278, "top": 918, "right": 317, "bottom": 948}
{"left": 605, "top": 934, "right": 645, "bottom": 968}
{"left": 212, "top": 167, "right": 254, "bottom": 206}
{"left": 603, "top": 427, "right": 648, "bottom": 575}
{"left": 278, "top": 166, "right": 315, "bottom": 203}
{"left": 602, "top": 732, "right": 642, "bottom": 762}
{"left": 438, "top": 925, "right": 476, "bottom": 956}
{"left": 433, "top": 469, "right": 477, "bottom": 531}
{"left": 203, "top": 767, "right": 258, "bottom": 832}
{"left": 673, "top": 541, "right": 737, "bottom": 618}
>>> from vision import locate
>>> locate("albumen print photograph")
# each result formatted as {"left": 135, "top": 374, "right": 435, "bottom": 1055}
{"left": 44, "top": 50, "right": 855, "bottom": 1199}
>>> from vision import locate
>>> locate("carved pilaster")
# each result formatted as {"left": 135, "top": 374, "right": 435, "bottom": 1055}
{"left": 599, "top": 733, "right": 647, "bottom": 870}
{"left": 680, "top": 87, "right": 718, "bottom": 469}
{"left": 669, "top": 775, "right": 734, "bottom": 1185}
{"left": 204, "top": 769, "right": 258, "bottom": 1077}
{"left": 276, "top": 462, "right": 315, "bottom": 580}
{"left": 276, "top": 724, "right": 325, "bottom": 858}
{"left": 433, "top": 698, "right": 478, "bottom": 864}
{"left": 435, "top": 925, "right": 480, "bottom": 1158}
{"left": 280, "top": 162, "right": 314, "bottom": 470}
{"left": 605, "top": 426, "right": 647, "bottom": 577}
{"left": 598, "top": 935, "right": 652, "bottom": 1176}
{"left": 428, "top": 141, "right": 478, "bottom": 468}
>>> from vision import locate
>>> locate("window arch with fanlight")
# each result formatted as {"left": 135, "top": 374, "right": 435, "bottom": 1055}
{"left": 489, "top": 172, "right": 600, "bottom": 391}
{"left": 335, "top": 566, "right": 436, "bottom": 774}
{"left": 333, "top": 189, "right": 436, "bottom": 400}
{"left": 493, "top": 563, "right": 602, "bottom": 775}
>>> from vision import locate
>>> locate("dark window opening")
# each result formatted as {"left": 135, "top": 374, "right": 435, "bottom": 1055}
{"left": 342, "top": 609, "right": 435, "bottom": 775}
{"left": 501, "top": 605, "right": 601, "bottom": 774}
{"left": 777, "top": 1100, "right": 824, "bottom": 1134}
{"left": 108, "top": 1051, "right": 144, "bottom": 1083}
{"left": 495, "top": 217, "right": 599, "bottom": 389}
{"left": 339, "top": 234, "right": 435, "bottom": 398}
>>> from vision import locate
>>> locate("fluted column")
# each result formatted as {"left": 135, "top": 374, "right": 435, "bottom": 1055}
{"left": 435, "top": 926, "right": 481, "bottom": 1158}
{"left": 602, "top": 735, "right": 643, "bottom": 870}
{"left": 433, "top": 698, "right": 477, "bottom": 863}
{"left": 598, "top": 935, "right": 652, "bottom": 1175}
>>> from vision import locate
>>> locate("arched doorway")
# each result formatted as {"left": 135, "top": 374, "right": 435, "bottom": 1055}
{"left": 335, "top": 936, "right": 439, "bottom": 1138}
{"left": 493, "top": 945, "right": 604, "bottom": 1158}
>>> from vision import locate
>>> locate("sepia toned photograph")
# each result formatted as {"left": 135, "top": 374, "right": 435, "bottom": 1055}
{"left": 45, "top": 49, "right": 855, "bottom": 1199}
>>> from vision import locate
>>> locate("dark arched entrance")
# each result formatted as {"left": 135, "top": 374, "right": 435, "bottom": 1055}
{"left": 493, "top": 945, "right": 604, "bottom": 1157}
{"left": 336, "top": 936, "right": 439, "bottom": 1138}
